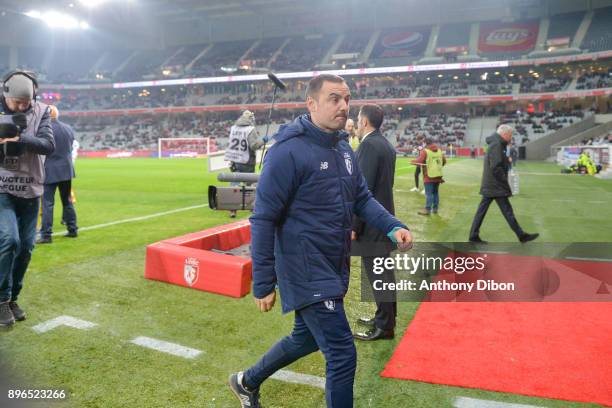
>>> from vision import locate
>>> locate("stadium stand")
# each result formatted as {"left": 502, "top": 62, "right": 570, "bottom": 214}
{"left": 582, "top": 6, "right": 612, "bottom": 52}
{"left": 165, "top": 44, "right": 206, "bottom": 73}
{"left": 271, "top": 35, "right": 335, "bottom": 72}
{"left": 190, "top": 40, "right": 254, "bottom": 76}
{"left": 335, "top": 31, "right": 372, "bottom": 54}
{"left": 547, "top": 11, "right": 584, "bottom": 45}
{"left": 244, "top": 37, "right": 286, "bottom": 69}
{"left": 437, "top": 23, "right": 471, "bottom": 48}
{"left": 576, "top": 69, "right": 612, "bottom": 89}
{"left": 6, "top": 8, "right": 612, "bottom": 84}
{"left": 498, "top": 110, "right": 587, "bottom": 145}
{"left": 397, "top": 113, "right": 468, "bottom": 149}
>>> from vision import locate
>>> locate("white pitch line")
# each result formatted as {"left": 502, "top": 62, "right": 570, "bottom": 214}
{"left": 51, "top": 204, "right": 208, "bottom": 237}
{"left": 565, "top": 256, "right": 612, "bottom": 263}
{"left": 130, "top": 336, "right": 203, "bottom": 359}
{"left": 454, "top": 397, "right": 545, "bottom": 408}
{"left": 270, "top": 370, "right": 325, "bottom": 390}
{"left": 32, "top": 315, "right": 97, "bottom": 333}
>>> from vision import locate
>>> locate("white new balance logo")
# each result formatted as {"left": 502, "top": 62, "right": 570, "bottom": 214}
{"left": 320, "top": 161, "right": 329, "bottom": 170}
{"left": 240, "top": 394, "right": 251, "bottom": 406}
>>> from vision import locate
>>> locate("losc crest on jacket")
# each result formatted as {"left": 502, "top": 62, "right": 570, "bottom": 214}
{"left": 249, "top": 115, "right": 404, "bottom": 313}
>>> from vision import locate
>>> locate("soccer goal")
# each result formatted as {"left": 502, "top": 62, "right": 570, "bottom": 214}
{"left": 158, "top": 137, "right": 212, "bottom": 158}
{"left": 207, "top": 149, "right": 266, "bottom": 172}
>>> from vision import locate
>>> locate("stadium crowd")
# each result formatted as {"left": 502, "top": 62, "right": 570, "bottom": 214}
{"left": 44, "top": 67, "right": 612, "bottom": 114}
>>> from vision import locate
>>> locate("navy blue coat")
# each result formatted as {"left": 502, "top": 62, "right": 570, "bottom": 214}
{"left": 44, "top": 120, "right": 75, "bottom": 184}
{"left": 250, "top": 115, "right": 406, "bottom": 313}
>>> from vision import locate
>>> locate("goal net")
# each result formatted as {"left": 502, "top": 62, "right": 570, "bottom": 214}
{"left": 207, "top": 149, "right": 266, "bottom": 172}
{"left": 158, "top": 137, "right": 212, "bottom": 158}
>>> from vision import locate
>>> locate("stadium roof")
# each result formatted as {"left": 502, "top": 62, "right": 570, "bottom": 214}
{"left": 0, "top": 0, "right": 558, "bottom": 28}
{"left": 2, "top": 0, "right": 612, "bottom": 48}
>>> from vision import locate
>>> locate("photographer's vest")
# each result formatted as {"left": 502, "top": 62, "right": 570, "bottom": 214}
{"left": 0, "top": 102, "right": 49, "bottom": 198}
{"left": 224, "top": 125, "right": 253, "bottom": 164}
{"left": 425, "top": 148, "right": 444, "bottom": 178}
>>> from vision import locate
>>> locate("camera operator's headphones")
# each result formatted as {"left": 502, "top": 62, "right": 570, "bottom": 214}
{"left": 2, "top": 70, "right": 39, "bottom": 101}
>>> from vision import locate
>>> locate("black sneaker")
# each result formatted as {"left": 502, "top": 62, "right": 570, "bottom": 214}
{"left": 229, "top": 372, "right": 262, "bottom": 408}
{"left": 36, "top": 236, "right": 52, "bottom": 244}
{"left": 66, "top": 231, "right": 78, "bottom": 238}
{"left": 9, "top": 302, "right": 26, "bottom": 321}
{"left": 469, "top": 236, "right": 488, "bottom": 244}
{"left": 0, "top": 302, "right": 15, "bottom": 328}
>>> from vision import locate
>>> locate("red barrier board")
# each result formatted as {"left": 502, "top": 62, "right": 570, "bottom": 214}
{"left": 144, "top": 220, "right": 252, "bottom": 298}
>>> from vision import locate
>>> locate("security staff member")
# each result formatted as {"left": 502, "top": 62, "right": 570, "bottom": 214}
{"left": 39, "top": 105, "right": 78, "bottom": 243}
{"left": 0, "top": 71, "right": 54, "bottom": 328}
{"left": 229, "top": 75, "right": 413, "bottom": 408}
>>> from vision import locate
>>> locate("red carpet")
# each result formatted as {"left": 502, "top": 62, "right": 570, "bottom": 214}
{"left": 382, "top": 302, "right": 612, "bottom": 406}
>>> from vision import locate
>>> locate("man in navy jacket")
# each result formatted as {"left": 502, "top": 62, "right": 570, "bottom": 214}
{"left": 39, "top": 105, "right": 78, "bottom": 243}
{"left": 229, "top": 74, "right": 413, "bottom": 408}
{"left": 37, "top": 105, "right": 78, "bottom": 244}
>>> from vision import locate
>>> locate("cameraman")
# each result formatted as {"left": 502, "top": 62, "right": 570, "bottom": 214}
{"left": 224, "top": 110, "right": 263, "bottom": 218}
{"left": 0, "top": 71, "right": 54, "bottom": 329}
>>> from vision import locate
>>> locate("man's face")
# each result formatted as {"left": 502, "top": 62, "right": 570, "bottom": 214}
{"left": 356, "top": 113, "right": 367, "bottom": 138}
{"left": 345, "top": 119, "right": 354, "bottom": 135}
{"left": 5, "top": 97, "right": 31, "bottom": 113}
{"left": 307, "top": 81, "right": 350, "bottom": 132}
{"left": 501, "top": 130, "right": 513, "bottom": 142}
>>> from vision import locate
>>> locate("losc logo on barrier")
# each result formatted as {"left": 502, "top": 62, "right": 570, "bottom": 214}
{"left": 485, "top": 28, "right": 531, "bottom": 46}
{"left": 184, "top": 257, "right": 200, "bottom": 287}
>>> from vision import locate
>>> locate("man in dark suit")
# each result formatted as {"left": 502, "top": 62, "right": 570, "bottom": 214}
{"left": 351, "top": 104, "right": 399, "bottom": 341}
{"left": 468, "top": 124, "right": 538, "bottom": 243}
{"left": 38, "top": 106, "right": 78, "bottom": 243}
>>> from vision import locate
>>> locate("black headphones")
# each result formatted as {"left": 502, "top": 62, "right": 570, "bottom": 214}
{"left": 2, "top": 70, "right": 38, "bottom": 101}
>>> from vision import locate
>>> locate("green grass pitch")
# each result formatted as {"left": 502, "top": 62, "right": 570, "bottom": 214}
{"left": 0, "top": 157, "right": 609, "bottom": 407}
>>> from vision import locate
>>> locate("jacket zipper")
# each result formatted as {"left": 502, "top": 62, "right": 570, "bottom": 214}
{"left": 331, "top": 146, "right": 348, "bottom": 274}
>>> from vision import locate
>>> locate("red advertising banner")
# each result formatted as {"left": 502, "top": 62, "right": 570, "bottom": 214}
{"left": 479, "top": 21, "right": 539, "bottom": 52}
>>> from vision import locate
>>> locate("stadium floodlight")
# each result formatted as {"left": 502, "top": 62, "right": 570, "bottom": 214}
{"left": 79, "top": 0, "right": 106, "bottom": 7}
{"left": 24, "top": 9, "right": 89, "bottom": 30}
{"left": 24, "top": 10, "right": 41, "bottom": 19}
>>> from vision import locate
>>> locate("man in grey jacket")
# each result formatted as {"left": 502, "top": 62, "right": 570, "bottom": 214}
{"left": 224, "top": 110, "right": 264, "bottom": 218}
{"left": 0, "top": 71, "right": 54, "bottom": 328}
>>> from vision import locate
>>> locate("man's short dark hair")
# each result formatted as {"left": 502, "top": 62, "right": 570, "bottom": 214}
{"left": 306, "top": 74, "right": 345, "bottom": 99}
{"left": 359, "top": 104, "right": 384, "bottom": 130}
